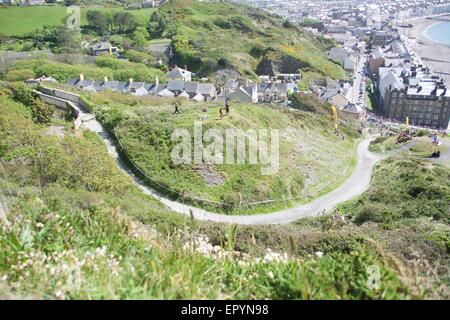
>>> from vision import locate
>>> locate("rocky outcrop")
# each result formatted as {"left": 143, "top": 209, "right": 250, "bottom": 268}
{"left": 256, "top": 53, "right": 311, "bottom": 76}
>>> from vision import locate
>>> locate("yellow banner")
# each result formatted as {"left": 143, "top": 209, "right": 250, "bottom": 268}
{"left": 331, "top": 106, "right": 338, "bottom": 130}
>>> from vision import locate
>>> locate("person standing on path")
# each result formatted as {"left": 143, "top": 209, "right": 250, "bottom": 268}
{"left": 173, "top": 102, "right": 180, "bottom": 115}
{"left": 219, "top": 107, "right": 224, "bottom": 120}
{"left": 225, "top": 99, "right": 230, "bottom": 116}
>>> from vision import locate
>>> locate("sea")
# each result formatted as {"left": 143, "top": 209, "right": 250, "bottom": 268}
{"left": 424, "top": 21, "right": 450, "bottom": 46}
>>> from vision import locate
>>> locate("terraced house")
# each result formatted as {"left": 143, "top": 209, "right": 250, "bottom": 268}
{"left": 380, "top": 65, "right": 450, "bottom": 128}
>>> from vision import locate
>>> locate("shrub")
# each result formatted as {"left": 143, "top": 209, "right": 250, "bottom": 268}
{"left": 123, "top": 50, "right": 156, "bottom": 67}
{"left": 217, "top": 57, "right": 232, "bottom": 68}
{"left": 95, "top": 56, "right": 121, "bottom": 70}
{"left": 30, "top": 98, "right": 53, "bottom": 124}
{"left": 10, "top": 82, "right": 36, "bottom": 106}
{"left": 290, "top": 93, "right": 329, "bottom": 114}
{"left": 214, "top": 17, "right": 232, "bottom": 29}
{"left": 5, "top": 69, "right": 35, "bottom": 82}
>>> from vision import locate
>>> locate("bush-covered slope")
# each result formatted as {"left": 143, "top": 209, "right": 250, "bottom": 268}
{"left": 0, "top": 87, "right": 430, "bottom": 299}
{"left": 159, "top": 0, "right": 347, "bottom": 83}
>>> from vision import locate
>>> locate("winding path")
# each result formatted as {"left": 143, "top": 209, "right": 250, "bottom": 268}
{"left": 80, "top": 108, "right": 389, "bottom": 225}
{"left": 41, "top": 89, "right": 446, "bottom": 225}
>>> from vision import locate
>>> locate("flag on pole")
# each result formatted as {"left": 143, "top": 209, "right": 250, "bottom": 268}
{"left": 405, "top": 116, "right": 409, "bottom": 129}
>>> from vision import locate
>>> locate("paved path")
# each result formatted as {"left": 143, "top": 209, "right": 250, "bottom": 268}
{"left": 46, "top": 93, "right": 446, "bottom": 226}
{"left": 80, "top": 107, "right": 388, "bottom": 225}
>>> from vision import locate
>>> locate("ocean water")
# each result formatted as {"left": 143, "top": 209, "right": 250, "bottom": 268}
{"left": 424, "top": 21, "right": 450, "bottom": 46}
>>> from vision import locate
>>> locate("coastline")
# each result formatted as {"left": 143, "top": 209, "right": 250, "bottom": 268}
{"left": 423, "top": 22, "right": 450, "bottom": 46}
{"left": 399, "top": 15, "right": 450, "bottom": 83}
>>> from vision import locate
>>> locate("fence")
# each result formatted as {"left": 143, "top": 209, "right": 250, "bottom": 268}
{"left": 111, "top": 124, "right": 357, "bottom": 212}
{"left": 36, "top": 87, "right": 356, "bottom": 212}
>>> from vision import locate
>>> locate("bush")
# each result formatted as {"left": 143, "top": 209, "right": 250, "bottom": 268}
{"left": 214, "top": 17, "right": 232, "bottom": 29}
{"left": 30, "top": 98, "right": 53, "bottom": 124}
{"left": 10, "top": 82, "right": 36, "bottom": 106}
{"left": 249, "top": 43, "right": 266, "bottom": 58}
{"left": 416, "top": 129, "right": 428, "bottom": 137}
{"left": 112, "top": 65, "right": 164, "bottom": 82}
{"left": 123, "top": 49, "right": 156, "bottom": 67}
{"left": 5, "top": 69, "right": 35, "bottom": 82}
{"left": 109, "top": 35, "right": 124, "bottom": 47}
{"left": 217, "top": 57, "right": 232, "bottom": 68}
{"left": 95, "top": 56, "right": 121, "bottom": 70}
{"left": 290, "top": 93, "right": 329, "bottom": 114}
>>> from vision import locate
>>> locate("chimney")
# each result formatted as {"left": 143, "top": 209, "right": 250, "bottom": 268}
{"left": 79, "top": 73, "right": 84, "bottom": 81}
{"left": 184, "top": 64, "right": 188, "bottom": 71}
{"left": 155, "top": 77, "right": 159, "bottom": 86}
{"left": 128, "top": 78, "right": 133, "bottom": 86}
{"left": 104, "top": 76, "right": 108, "bottom": 83}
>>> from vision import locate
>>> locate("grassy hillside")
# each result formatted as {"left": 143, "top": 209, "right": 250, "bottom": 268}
{"left": 0, "top": 6, "right": 156, "bottom": 37}
{"left": 3, "top": 56, "right": 165, "bottom": 83}
{"left": 1, "top": 86, "right": 435, "bottom": 299}
{"left": 158, "top": 0, "right": 347, "bottom": 82}
{"left": 68, "top": 88, "right": 361, "bottom": 213}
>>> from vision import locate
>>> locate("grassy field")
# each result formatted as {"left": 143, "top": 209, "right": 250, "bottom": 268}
{"left": 70, "top": 88, "right": 361, "bottom": 214}
{"left": 0, "top": 6, "right": 156, "bottom": 36}
{"left": 2, "top": 86, "right": 437, "bottom": 299}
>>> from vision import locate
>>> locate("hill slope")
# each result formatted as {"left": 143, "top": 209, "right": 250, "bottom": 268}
{"left": 159, "top": 0, "right": 347, "bottom": 83}
{"left": 77, "top": 89, "right": 360, "bottom": 214}
{"left": 0, "top": 86, "right": 442, "bottom": 299}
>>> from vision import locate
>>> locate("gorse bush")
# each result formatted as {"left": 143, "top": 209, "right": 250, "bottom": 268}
{"left": 342, "top": 159, "right": 450, "bottom": 225}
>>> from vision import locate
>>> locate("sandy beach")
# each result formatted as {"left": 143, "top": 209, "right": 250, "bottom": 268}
{"left": 399, "top": 15, "right": 450, "bottom": 83}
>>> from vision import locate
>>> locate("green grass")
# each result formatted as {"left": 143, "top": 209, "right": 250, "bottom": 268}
{"left": 75, "top": 88, "right": 360, "bottom": 214}
{"left": 0, "top": 6, "right": 156, "bottom": 37}
{"left": 0, "top": 6, "right": 67, "bottom": 36}
{"left": 0, "top": 88, "right": 430, "bottom": 299}
{"left": 7, "top": 57, "right": 165, "bottom": 83}
{"left": 408, "top": 137, "right": 448, "bottom": 158}
{"left": 340, "top": 157, "right": 450, "bottom": 225}
{"left": 158, "top": 0, "right": 347, "bottom": 80}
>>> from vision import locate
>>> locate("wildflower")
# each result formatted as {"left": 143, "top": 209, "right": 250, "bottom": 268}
{"left": 36, "top": 223, "right": 44, "bottom": 229}
{"left": 55, "top": 290, "right": 65, "bottom": 300}
{"left": 267, "top": 271, "right": 274, "bottom": 280}
{"left": 315, "top": 251, "right": 324, "bottom": 258}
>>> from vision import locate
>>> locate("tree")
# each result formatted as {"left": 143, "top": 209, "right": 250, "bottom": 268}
{"left": 114, "top": 12, "right": 137, "bottom": 34}
{"left": 49, "top": 26, "right": 78, "bottom": 49}
{"left": 87, "top": 11, "right": 109, "bottom": 36}
{"left": 147, "top": 11, "right": 166, "bottom": 36}
{"left": 132, "top": 27, "right": 149, "bottom": 47}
